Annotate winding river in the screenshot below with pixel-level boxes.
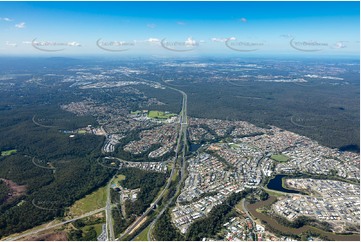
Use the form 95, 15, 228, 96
246, 195, 359, 240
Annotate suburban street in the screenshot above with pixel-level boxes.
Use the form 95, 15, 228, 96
241, 198, 255, 224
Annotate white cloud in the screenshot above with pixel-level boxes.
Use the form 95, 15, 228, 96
176, 21, 186, 25
211, 37, 236, 42
22, 41, 32, 44
67, 42, 81, 47
0, 17, 12, 22
15, 22, 26, 29
147, 23, 156, 29
334, 41, 347, 49
185, 37, 197, 46
211, 38, 226, 42
5, 41, 17, 47
240, 18, 247, 23
147, 38, 160, 43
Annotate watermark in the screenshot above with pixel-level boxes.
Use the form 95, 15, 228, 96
161, 75, 191, 87
292, 79, 322, 87
32, 157, 56, 170
32, 38, 81, 52
160, 37, 200, 52
224, 74, 253, 87
32, 199, 63, 211
292, 74, 345, 87
96, 38, 135, 52
225, 38, 263, 52
289, 38, 328, 52
29, 74, 63, 87
290, 114, 320, 128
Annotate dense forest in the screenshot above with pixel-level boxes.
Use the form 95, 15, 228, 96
119, 168, 167, 216
0, 154, 115, 237
0, 180, 10, 204
184, 82, 359, 151
68, 215, 105, 241
0, 106, 114, 238
112, 204, 134, 237
153, 210, 185, 241
153, 189, 252, 241
186, 190, 251, 240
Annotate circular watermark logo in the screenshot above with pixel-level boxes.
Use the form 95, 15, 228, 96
160, 37, 200, 52
96, 38, 135, 52
161, 75, 191, 87
32, 38, 81, 52
225, 38, 264, 52
292, 79, 322, 87
225, 74, 253, 87
32, 157, 56, 170
32, 199, 63, 211
290, 114, 321, 128
29, 74, 64, 87
289, 38, 328, 52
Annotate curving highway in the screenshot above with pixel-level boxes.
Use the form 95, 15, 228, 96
146, 84, 188, 241
106, 177, 115, 241
118, 80, 188, 241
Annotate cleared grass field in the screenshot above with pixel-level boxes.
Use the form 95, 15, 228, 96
171, 169, 179, 181
148, 110, 176, 119
83, 223, 104, 236
113, 174, 126, 186
235, 200, 244, 212
1, 149, 17, 156
134, 224, 151, 241
270, 154, 289, 162
229, 143, 240, 149
67, 185, 107, 217
131, 110, 142, 115
166, 162, 173, 171
262, 187, 285, 197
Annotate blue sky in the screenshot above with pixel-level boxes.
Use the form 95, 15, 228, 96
0, 1, 359, 56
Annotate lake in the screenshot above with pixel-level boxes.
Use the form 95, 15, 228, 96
267, 174, 300, 194
189, 143, 202, 152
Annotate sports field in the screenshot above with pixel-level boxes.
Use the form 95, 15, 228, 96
148, 110, 176, 119
1, 149, 17, 156
133, 224, 151, 241
270, 154, 289, 162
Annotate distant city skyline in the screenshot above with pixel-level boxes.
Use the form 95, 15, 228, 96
0, 1, 359, 56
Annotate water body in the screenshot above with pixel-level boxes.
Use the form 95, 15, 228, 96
267, 175, 300, 194
189, 143, 202, 152
339, 144, 360, 153
247, 196, 360, 241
